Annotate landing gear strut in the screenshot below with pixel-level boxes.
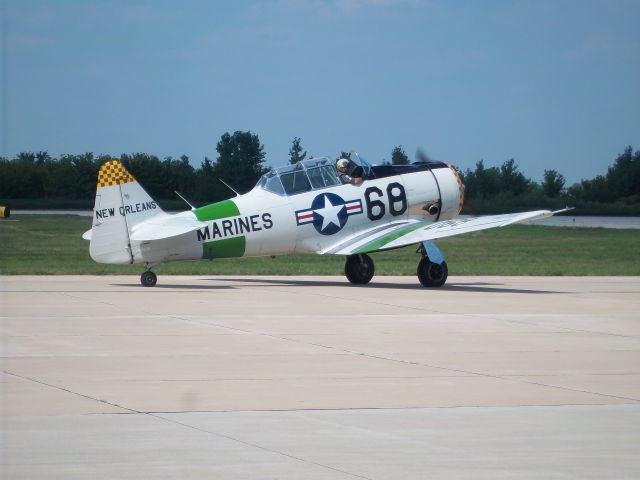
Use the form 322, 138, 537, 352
140, 270, 157, 287
345, 254, 375, 285
417, 241, 448, 288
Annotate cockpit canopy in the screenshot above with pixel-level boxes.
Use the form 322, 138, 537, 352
256, 154, 373, 196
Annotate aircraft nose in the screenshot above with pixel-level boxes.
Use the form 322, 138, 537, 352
448, 165, 465, 214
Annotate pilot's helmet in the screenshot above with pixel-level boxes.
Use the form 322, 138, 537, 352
336, 158, 349, 173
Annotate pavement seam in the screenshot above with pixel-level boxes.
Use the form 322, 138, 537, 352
46, 290, 640, 407
52, 285, 640, 339
140, 311, 640, 404
155, 312, 640, 402
82, 402, 640, 415
132, 305, 640, 405
259, 285, 640, 339
2, 370, 373, 480
150, 413, 374, 480
1, 370, 137, 414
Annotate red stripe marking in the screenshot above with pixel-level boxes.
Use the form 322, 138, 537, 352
346, 205, 361, 211
298, 212, 313, 220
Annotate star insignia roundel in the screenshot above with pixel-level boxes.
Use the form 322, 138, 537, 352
295, 193, 363, 235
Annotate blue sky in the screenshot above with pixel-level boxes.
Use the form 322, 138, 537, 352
3, 0, 639, 184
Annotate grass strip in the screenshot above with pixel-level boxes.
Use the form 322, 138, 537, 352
1, 215, 639, 275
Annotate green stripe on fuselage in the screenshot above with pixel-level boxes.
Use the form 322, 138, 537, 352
193, 199, 240, 222
194, 200, 246, 258
355, 223, 425, 254
203, 236, 246, 259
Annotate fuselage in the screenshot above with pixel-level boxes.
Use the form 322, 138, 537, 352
125, 161, 464, 265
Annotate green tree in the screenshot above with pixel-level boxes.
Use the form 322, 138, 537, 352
604, 146, 640, 199
464, 160, 501, 199
574, 146, 640, 203
580, 175, 612, 203
542, 170, 565, 198
215, 131, 268, 194
391, 146, 409, 165
288, 137, 307, 164
35, 151, 51, 165
161, 155, 195, 197
10, 152, 44, 198
567, 182, 584, 201
499, 158, 530, 195
44, 154, 86, 199
120, 153, 166, 199
194, 157, 220, 202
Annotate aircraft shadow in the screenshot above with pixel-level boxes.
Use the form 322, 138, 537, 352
207, 278, 564, 295
112, 283, 234, 290
441, 284, 565, 294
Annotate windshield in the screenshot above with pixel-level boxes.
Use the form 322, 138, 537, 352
257, 171, 285, 195
349, 151, 373, 178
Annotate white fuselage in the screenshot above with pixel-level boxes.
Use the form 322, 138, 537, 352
130, 166, 463, 264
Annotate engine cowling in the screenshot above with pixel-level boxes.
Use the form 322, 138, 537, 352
405, 165, 464, 221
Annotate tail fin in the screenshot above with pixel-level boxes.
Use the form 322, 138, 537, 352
89, 160, 164, 264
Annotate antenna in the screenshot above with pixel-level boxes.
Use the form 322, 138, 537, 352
219, 178, 240, 197
174, 191, 196, 210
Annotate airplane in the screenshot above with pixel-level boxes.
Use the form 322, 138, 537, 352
83, 152, 568, 287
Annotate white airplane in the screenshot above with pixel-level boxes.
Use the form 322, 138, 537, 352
83, 153, 567, 287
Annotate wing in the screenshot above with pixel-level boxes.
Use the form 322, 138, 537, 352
321, 209, 571, 255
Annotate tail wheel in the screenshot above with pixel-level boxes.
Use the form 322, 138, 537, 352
417, 258, 448, 288
345, 254, 375, 285
141, 271, 157, 287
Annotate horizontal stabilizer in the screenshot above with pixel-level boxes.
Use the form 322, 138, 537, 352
129, 214, 204, 241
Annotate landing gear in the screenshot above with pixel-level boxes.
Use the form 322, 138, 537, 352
345, 254, 375, 285
416, 240, 448, 288
417, 257, 448, 287
140, 270, 157, 287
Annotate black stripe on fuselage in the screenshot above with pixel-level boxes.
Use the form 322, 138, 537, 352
369, 162, 449, 180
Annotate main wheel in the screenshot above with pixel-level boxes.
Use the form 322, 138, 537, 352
417, 258, 448, 287
140, 271, 157, 287
345, 254, 375, 285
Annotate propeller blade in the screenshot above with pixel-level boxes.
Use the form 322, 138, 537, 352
416, 148, 435, 164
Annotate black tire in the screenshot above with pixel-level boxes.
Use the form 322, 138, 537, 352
417, 258, 448, 288
141, 271, 157, 287
345, 254, 375, 285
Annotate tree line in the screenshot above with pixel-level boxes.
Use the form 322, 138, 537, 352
459, 146, 640, 214
0, 131, 638, 214
0, 131, 268, 209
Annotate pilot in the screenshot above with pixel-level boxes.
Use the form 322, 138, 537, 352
336, 158, 364, 185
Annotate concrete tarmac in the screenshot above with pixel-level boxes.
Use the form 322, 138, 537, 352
2, 275, 639, 479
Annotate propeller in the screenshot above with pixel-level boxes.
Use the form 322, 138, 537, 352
416, 147, 443, 220
415, 147, 436, 164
